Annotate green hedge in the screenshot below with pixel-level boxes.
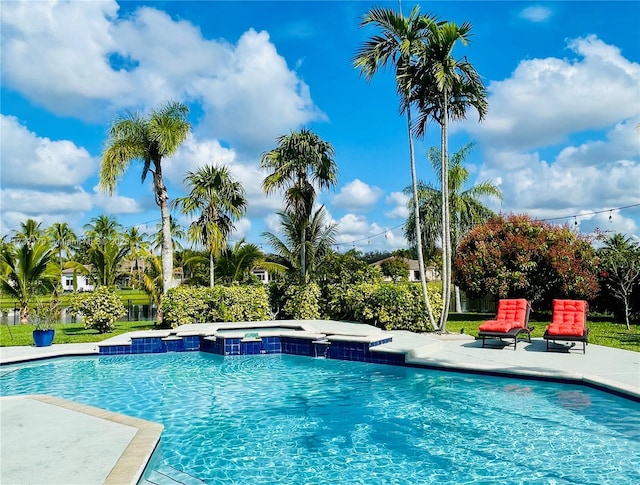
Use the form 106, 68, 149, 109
341, 282, 442, 332
160, 285, 270, 328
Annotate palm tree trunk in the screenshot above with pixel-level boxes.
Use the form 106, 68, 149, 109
301, 225, 306, 284
407, 109, 436, 330
209, 250, 215, 288
154, 167, 174, 294
439, 94, 452, 332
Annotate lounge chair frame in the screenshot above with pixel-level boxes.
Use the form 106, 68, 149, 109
478, 300, 533, 351
543, 300, 589, 354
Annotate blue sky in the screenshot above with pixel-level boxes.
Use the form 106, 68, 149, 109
1, 0, 639, 253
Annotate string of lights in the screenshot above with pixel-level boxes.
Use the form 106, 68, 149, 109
36, 202, 638, 250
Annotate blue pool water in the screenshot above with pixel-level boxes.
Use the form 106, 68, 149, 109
1, 352, 639, 484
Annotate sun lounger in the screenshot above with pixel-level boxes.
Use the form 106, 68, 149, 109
477, 299, 533, 350
543, 299, 589, 354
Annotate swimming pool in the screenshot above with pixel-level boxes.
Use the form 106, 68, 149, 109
2, 352, 639, 484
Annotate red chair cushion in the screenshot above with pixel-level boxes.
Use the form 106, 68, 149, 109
479, 299, 529, 332
546, 300, 587, 337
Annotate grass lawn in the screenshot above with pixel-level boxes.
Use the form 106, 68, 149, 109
0, 320, 158, 347
0, 289, 151, 312
451, 313, 640, 352
1, 314, 638, 352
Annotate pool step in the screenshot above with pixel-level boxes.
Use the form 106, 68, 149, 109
143, 466, 206, 485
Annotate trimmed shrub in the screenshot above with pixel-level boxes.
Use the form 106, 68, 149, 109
69, 286, 126, 333
345, 282, 441, 332
161, 284, 270, 328
283, 283, 321, 320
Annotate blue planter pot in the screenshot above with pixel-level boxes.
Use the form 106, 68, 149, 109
33, 329, 55, 347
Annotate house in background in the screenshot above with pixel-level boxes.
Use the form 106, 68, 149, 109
372, 257, 440, 282
61, 268, 94, 292
251, 268, 275, 284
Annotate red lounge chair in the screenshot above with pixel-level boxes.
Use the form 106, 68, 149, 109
543, 299, 589, 354
477, 299, 533, 350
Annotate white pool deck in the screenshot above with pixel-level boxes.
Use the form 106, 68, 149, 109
1, 320, 638, 485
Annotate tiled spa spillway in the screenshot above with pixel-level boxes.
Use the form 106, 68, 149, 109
97, 323, 404, 365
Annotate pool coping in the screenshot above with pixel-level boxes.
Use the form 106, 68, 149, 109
0, 394, 162, 485
1, 321, 638, 485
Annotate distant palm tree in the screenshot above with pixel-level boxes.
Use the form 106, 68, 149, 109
0, 240, 58, 323
353, 5, 438, 328
123, 226, 150, 286
84, 215, 122, 245
100, 101, 190, 294
11, 219, 45, 248
174, 164, 247, 287
411, 20, 488, 330
404, 143, 501, 311
262, 206, 337, 282
216, 238, 286, 283
261, 129, 338, 283
47, 222, 77, 269
153, 217, 185, 255
404, 143, 501, 257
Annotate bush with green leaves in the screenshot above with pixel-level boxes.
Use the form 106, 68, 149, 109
161, 284, 270, 328
69, 286, 125, 333
282, 283, 321, 319
345, 282, 442, 332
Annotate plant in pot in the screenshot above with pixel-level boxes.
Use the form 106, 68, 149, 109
32, 296, 60, 347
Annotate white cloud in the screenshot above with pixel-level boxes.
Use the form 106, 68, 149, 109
519, 6, 552, 23
167, 134, 281, 218
0, 187, 93, 214
465, 36, 640, 151
91, 185, 144, 214
384, 192, 410, 219
476, 120, 640, 219
332, 179, 383, 211
0, 115, 96, 187
333, 213, 407, 252
0, 2, 325, 150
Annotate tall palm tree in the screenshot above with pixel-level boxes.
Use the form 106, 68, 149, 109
174, 164, 247, 287
404, 143, 501, 310
100, 101, 190, 294
47, 222, 77, 269
261, 129, 338, 284
262, 206, 337, 282
11, 219, 45, 248
411, 21, 488, 330
0, 240, 58, 323
353, 5, 438, 328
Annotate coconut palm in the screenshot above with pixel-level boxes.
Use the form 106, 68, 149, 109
47, 222, 77, 269
174, 164, 247, 287
0, 240, 59, 323
100, 101, 190, 294
262, 206, 337, 282
261, 129, 338, 284
411, 21, 488, 330
11, 219, 45, 248
353, 5, 438, 328
404, 143, 501, 310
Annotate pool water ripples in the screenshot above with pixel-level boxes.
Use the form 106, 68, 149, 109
1, 352, 639, 484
